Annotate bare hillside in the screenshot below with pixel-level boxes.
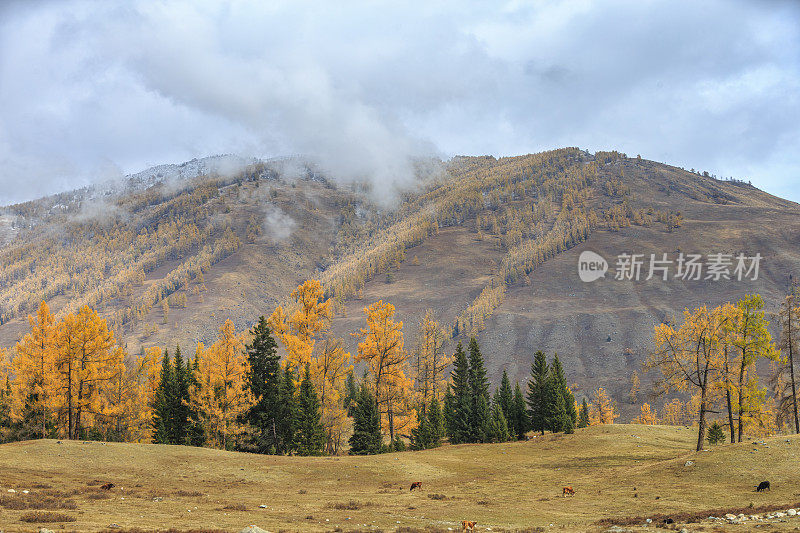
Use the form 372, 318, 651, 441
1, 150, 798, 415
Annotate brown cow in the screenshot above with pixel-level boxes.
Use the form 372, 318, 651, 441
100, 483, 115, 491
562, 486, 575, 497
410, 481, 422, 491
461, 520, 477, 532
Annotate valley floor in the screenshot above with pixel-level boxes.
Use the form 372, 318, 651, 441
1, 425, 800, 532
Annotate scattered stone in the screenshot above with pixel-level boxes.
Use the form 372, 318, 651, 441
725, 514, 737, 520
259, 504, 267, 509
788, 509, 797, 516
22, 490, 29, 494
152, 497, 163, 502
239, 526, 269, 533
7, 489, 15, 493
39, 529, 55, 533
775, 512, 786, 518
684, 460, 695, 467
107, 524, 121, 529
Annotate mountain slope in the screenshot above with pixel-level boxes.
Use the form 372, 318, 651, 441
1, 149, 798, 415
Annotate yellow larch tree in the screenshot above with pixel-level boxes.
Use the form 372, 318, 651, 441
660, 398, 686, 426
589, 387, 617, 425
268, 279, 332, 375
355, 300, 416, 442
634, 402, 657, 425
413, 310, 451, 405
310, 337, 352, 454
53, 305, 121, 440
648, 306, 729, 450
12, 301, 58, 438
190, 320, 252, 449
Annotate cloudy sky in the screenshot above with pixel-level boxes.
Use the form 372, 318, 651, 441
0, 0, 798, 204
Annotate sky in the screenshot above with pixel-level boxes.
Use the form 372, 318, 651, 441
0, 0, 798, 205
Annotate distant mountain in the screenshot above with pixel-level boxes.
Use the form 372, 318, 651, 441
1, 148, 798, 416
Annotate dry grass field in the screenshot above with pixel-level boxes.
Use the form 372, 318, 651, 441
2, 425, 800, 532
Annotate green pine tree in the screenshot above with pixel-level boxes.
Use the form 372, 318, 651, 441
446, 343, 472, 444
487, 401, 511, 443
543, 373, 566, 433
170, 346, 190, 444
278, 366, 297, 454
497, 370, 513, 423
151, 350, 172, 444
243, 316, 282, 454
468, 338, 490, 442
707, 421, 725, 445
578, 398, 591, 428
427, 396, 444, 448
293, 364, 325, 456
511, 382, 528, 440
548, 354, 570, 433
343, 371, 358, 417
349, 384, 382, 455
526, 350, 549, 434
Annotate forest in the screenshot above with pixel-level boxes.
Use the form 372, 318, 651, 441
1, 277, 798, 456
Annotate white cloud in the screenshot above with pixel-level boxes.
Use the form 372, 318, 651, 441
0, 0, 798, 204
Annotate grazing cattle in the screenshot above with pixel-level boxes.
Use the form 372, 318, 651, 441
756, 481, 771, 492
461, 520, 477, 532
562, 486, 575, 497
663, 518, 674, 524
100, 483, 115, 491
410, 481, 422, 491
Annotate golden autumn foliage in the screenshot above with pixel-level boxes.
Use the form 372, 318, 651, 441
413, 310, 451, 403
589, 387, 617, 425
268, 279, 332, 374
634, 403, 658, 425
190, 320, 252, 450
356, 300, 417, 441
311, 337, 352, 454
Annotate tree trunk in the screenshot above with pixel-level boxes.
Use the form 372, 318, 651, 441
726, 388, 735, 443
696, 382, 709, 452
737, 356, 746, 443
388, 400, 395, 442
788, 312, 799, 434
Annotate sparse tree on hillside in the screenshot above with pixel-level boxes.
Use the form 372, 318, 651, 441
628, 371, 640, 404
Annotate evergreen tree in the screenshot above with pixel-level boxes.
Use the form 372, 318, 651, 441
578, 398, 591, 428
349, 383, 382, 455
547, 354, 571, 433
511, 383, 528, 440
293, 364, 325, 456
391, 434, 406, 452
707, 421, 725, 445
543, 373, 566, 433
497, 370, 513, 423
468, 338, 490, 442
344, 371, 358, 417
526, 350, 549, 434
473, 394, 491, 443
243, 317, 282, 454
446, 343, 472, 444
170, 346, 190, 444
151, 350, 172, 444
278, 367, 297, 454
427, 396, 444, 448
487, 401, 511, 443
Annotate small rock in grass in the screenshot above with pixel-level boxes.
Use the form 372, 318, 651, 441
239, 526, 270, 533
